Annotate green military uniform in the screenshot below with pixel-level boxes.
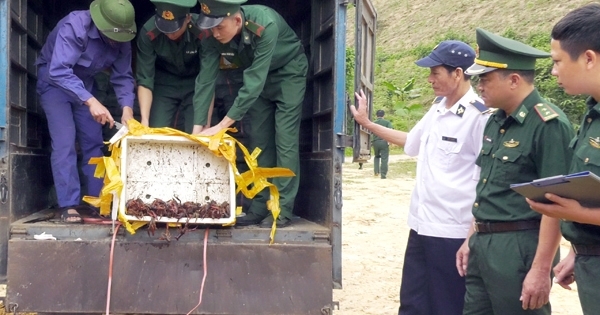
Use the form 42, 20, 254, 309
561, 96, 600, 314
463, 28, 575, 315
136, 0, 209, 133
194, 0, 308, 227
372, 114, 392, 178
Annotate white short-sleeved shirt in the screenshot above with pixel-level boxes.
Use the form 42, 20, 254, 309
404, 88, 490, 239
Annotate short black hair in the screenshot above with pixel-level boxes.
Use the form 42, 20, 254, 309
376, 109, 385, 117
552, 3, 600, 60
442, 64, 472, 81
497, 69, 535, 84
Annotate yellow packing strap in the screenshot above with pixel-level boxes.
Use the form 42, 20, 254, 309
82, 120, 293, 243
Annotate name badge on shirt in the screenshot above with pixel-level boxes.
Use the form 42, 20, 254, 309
442, 136, 457, 143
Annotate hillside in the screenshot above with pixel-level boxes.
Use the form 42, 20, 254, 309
346, 0, 594, 130
369, 0, 590, 53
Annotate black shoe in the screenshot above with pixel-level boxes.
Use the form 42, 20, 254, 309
236, 212, 266, 226
259, 216, 292, 228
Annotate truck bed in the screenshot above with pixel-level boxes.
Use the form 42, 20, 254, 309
7, 210, 333, 314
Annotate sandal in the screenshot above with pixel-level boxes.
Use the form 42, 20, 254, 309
60, 208, 83, 224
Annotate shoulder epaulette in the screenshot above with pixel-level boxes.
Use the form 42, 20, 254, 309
534, 103, 560, 122
244, 20, 265, 37
146, 28, 160, 41
431, 96, 444, 105
469, 99, 489, 114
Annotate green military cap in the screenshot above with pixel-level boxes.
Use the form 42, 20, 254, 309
465, 28, 550, 75
151, 0, 196, 33
196, 0, 247, 29
90, 0, 137, 42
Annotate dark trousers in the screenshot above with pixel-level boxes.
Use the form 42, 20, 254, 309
149, 83, 194, 134
463, 230, 556, 315
38, 82, 104, 208
246, 53, 308, 219
399, 229, 466, 315
575, 254, 600, 315
373, 139, 389, 177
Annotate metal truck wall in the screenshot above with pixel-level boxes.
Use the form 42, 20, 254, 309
0, 0, 64, 281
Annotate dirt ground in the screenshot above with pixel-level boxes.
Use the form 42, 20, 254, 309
334, 155, 583, 315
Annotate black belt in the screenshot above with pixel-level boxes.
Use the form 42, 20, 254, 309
573, 244, 600, 256
474, 220, 540, 233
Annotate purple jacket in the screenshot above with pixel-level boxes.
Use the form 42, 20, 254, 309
36, 10, 135, 108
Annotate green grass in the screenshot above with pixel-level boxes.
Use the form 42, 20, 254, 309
345, 145, 405, 157
388, 160, 416, 179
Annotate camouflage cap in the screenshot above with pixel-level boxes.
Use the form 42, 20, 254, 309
196, 0, 247, 29
465, 28, 550, 75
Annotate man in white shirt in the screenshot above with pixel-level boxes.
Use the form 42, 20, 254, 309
351, 40, 490, 315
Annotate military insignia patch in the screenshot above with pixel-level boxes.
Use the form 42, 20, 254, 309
432, 96, 444, 104
590, 137, 600, 149
162, 10, 174, 20
469, 99, 488, 114
456, 105, 465, 118
201, 3, 210, 14
503, 139, 519, 148
534, 103, 559, 122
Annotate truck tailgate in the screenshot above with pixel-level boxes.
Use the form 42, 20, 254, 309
7, 212, 333, 314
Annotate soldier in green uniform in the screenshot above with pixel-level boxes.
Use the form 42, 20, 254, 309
456, 28, 575, 315
136, 0, 210, 133
192, 0, 308, 228
372, 109, 392, 179
527, 4, 600, 314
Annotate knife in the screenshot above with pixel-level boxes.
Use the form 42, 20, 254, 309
109, 121, 129, 144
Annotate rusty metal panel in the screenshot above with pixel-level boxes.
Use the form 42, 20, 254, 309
352, 0, 377, 164
7, 237, 332, 314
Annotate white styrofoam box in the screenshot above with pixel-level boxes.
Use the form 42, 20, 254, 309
119, 135, 235, 225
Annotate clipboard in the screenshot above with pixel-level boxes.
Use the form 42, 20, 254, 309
510, 171, 600, 208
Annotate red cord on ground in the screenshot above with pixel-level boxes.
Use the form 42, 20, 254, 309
106, 223, 121, 315
187, 228, 210, 315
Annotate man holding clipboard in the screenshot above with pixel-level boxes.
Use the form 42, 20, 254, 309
527, 4, 600, 314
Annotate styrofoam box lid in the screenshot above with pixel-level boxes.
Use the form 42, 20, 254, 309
118, 135, 235, 225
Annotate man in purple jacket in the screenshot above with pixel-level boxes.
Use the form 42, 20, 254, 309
36, 0, 136, 223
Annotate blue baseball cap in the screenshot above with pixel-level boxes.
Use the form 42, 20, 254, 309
415, 40, 476, 71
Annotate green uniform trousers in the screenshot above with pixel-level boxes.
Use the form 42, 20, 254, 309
574, 255, 600, 315
246, 53, 307, 220
149, 83, 194, 134
372, 139, 389, 178
464, 230, 558, 315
